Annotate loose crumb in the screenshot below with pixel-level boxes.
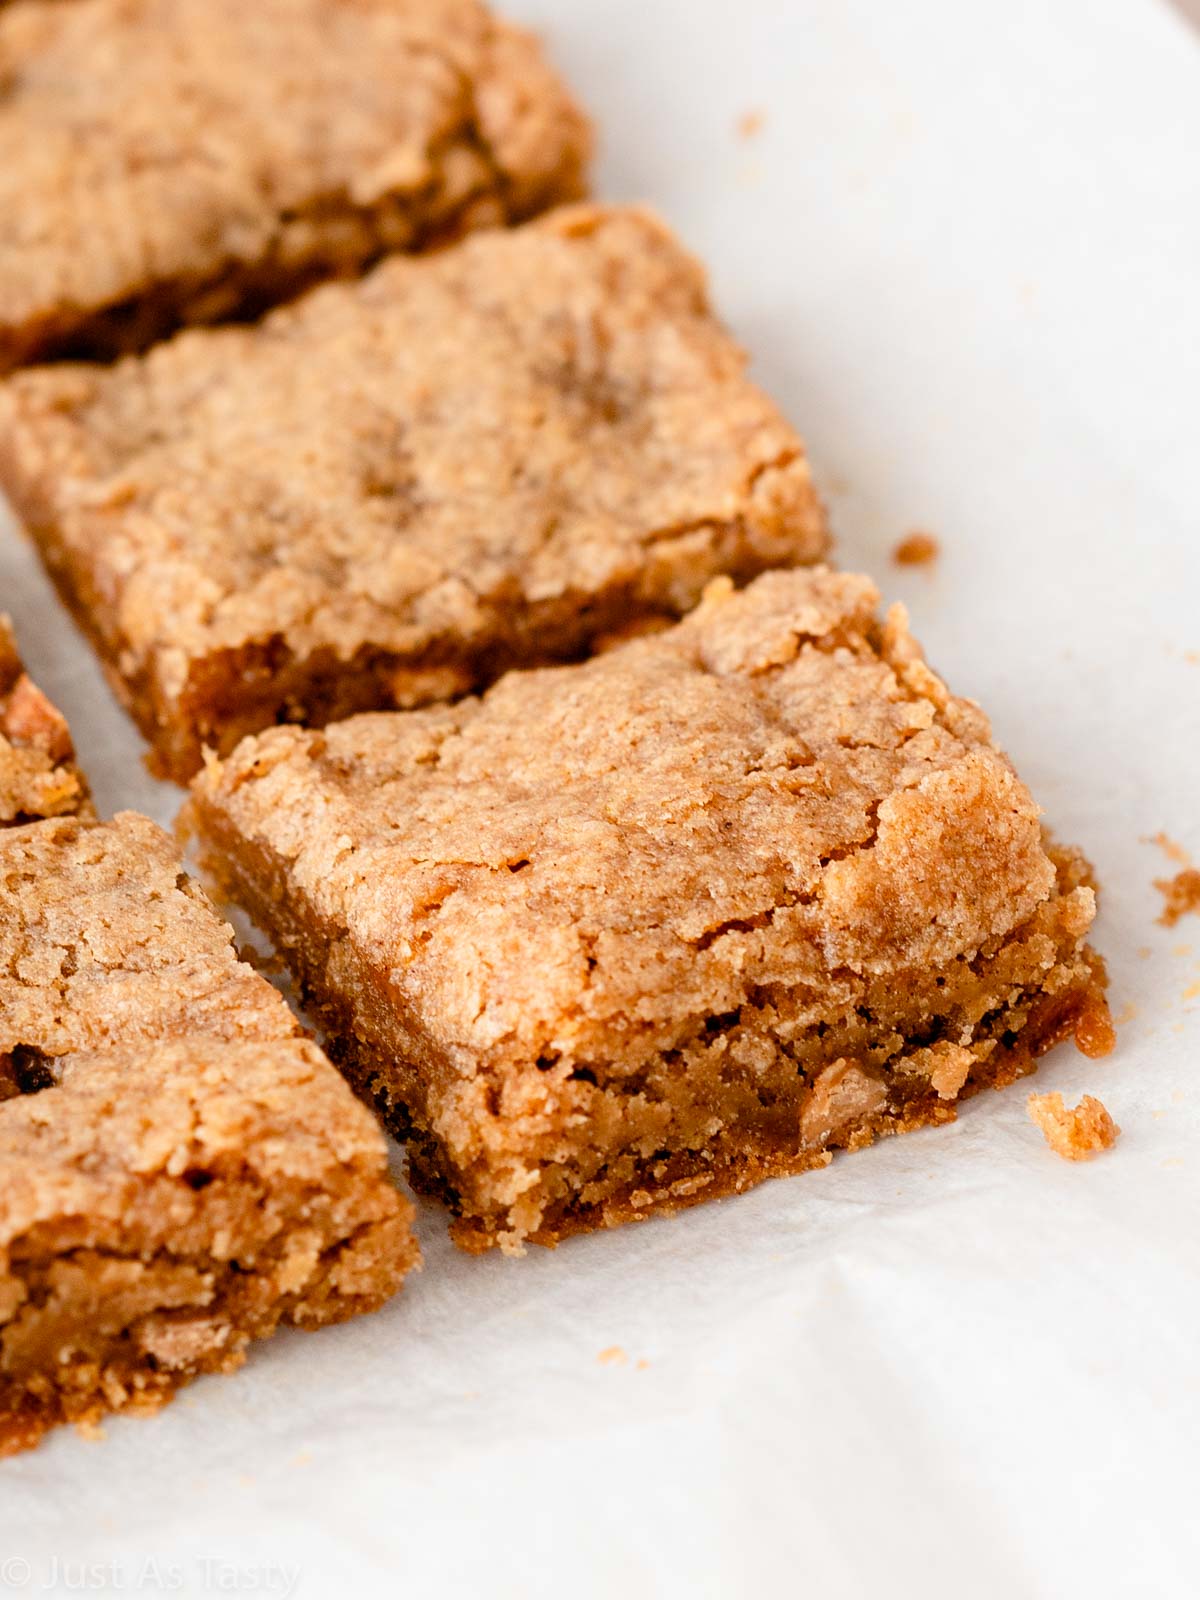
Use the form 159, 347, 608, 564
892, 531, 940, 567
1027, 1092, 1120, 1161
636, 1358, 650, 1372
1113, 1001, 1138, 1026
1149, 830, 1192, 866
597, 1346, 628, 1367
736, 109, 765, 140
1156, 869, 1200, 928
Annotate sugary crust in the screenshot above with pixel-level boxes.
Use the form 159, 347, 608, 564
0, 0, 591, 369
0, 813, 417, 1452
189, 567, 1109, 1251
0, 614, 91, 825
0, 205, 827, 780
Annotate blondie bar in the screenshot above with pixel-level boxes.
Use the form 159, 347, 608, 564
0, 810, 418, 1453
0, 206, 828, 781
188, 567, 1112, 1253
0, 0, 590, 370
0, 615, 90, 825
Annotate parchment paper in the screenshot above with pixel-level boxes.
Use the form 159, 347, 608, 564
1, 1, 1197, 1594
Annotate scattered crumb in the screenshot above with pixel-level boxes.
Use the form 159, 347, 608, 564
892, 531, 940, 567
597, 1346, 628, 1367
1184, 651, 1199, 666
736, 109, 765, 140
636, 1358, 650, 1372
1028, 1092, 1120, 1162
1138, 946, 1152, 960
1113, 1001, 1138, 1026
1150, 830, 1192, 866
1153, 1110, 1167, 1120
1172, 943, 1193, 958
291, 1451, 313, 1468
1156, 868, 1200, 928
1184, 981, 1200, 1001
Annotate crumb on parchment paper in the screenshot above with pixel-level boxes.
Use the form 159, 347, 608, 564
597, 1346, 627, 1366
1150, 830, 1191, 866
1143, 834, 1200, 928
1156, 869, 1200, 929
892, 531, 940, 567
1028, 1092, 1120, 1161
736, 109, 764, 139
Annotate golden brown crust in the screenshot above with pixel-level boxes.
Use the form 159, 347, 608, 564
0, 205, 827, 780
0, 812, 417, 1452
189, 568, 1108, 1252
0, 0, 591, 369
0, 614, 91, 825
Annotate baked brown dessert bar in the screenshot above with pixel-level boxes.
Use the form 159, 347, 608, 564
0, 809, 418, 1454
188, 567, 1112, 1254
0, 0, 590, 370
0, 615, 90, 825
0, 205, 828, 781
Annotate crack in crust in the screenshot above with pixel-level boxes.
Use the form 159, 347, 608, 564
0, 812, 418, 1454
0, 0, 592, 369
0, 205, 827, 780
188, 567, 1112, 1252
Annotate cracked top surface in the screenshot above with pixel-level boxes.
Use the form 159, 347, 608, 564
192, 568, 1069, 1069
0, 615, 90, 825
0, 811, 297, 1058
0, 811, 410, 1257
0, 1036, 400, 1251
0, 206, 826, 700
0, 0, 590, 356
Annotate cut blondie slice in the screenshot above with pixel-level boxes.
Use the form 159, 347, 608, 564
0, 614, 90, 825
188, 567, 1112, 1254
0, 0, 590, 370
0, 206, 827, 781
0, 811, 419, 1453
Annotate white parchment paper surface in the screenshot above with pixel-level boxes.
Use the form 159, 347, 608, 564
1, 2, 1197, 1594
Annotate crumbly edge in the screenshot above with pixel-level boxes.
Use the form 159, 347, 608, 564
10, 466, 825, 783
0, 811, 419, 1452
0, 615, 91, 824
191, 801, 1112, 1254
0, 1173, 417, 1455
0, 20, 590, 371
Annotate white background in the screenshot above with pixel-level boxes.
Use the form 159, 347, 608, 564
2, 1, 1198, 1595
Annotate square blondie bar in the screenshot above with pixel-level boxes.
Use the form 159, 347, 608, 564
0, 206, 828, 781
0, 615, 90, 825
0, 810, 418, 1453
188, 568, 1113, 1253
0, 0, 590, 370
